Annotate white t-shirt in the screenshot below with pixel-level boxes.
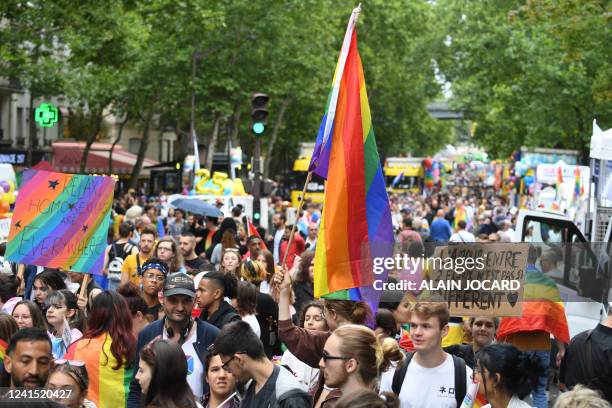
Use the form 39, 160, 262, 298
280, 349, 320, 391
449, 230, 476, 243
163, 326, 205, 399
273, 227, 285, 264
242, 314, 261, 337
379, 354, 472, 408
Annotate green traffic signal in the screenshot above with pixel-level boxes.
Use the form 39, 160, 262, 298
252, 122, 265, 135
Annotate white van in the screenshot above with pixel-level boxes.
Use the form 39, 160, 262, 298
514, 209, 611, 338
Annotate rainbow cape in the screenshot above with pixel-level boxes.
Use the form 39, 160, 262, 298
65, 334, 133, 408
309, 6, 394, 309
497, 268, 570, 343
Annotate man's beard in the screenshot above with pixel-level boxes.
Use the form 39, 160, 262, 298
12, 374, 45, 388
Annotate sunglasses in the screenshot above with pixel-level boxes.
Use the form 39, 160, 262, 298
321, 350, 351, 362
224, 248, 240, 253
54, 359, 85, 367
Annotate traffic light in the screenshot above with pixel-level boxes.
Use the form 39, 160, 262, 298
251, 93, 269, 135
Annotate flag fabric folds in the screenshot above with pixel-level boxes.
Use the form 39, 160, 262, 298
497, 268, 570, 344
309, 6, 395, 310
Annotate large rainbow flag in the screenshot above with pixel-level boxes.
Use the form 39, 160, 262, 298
6, 170, 114, 275
497, 268, 570, 343
65, 333, 133, 408
309, 6, 394, 308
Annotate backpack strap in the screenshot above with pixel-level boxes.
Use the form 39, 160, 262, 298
585, 330, 595, 380
452, 354, 467, 408
391, 351, 414, 396
136, 253, 142, 276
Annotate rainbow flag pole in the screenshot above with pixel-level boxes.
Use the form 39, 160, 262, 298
280, 171, 312, 269
308, 4, 395, 312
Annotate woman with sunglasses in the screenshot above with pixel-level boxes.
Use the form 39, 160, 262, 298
65, 291, 136, 408
48, 360, 96, 408
135, 338, 202, 408
474, 344, 543, 408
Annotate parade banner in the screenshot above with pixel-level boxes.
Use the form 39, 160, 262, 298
427, 243, 528, 317
5, 170, 115, 275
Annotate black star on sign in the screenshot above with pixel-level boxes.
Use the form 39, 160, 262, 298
82, 225, 88, 232
14, 221, 21, 229
68, 203, 75, 210
48, 179, 60, 190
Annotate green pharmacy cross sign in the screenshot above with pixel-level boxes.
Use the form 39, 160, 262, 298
35, 103, 59, 127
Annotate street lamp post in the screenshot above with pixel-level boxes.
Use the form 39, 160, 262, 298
191, 50, 204, 171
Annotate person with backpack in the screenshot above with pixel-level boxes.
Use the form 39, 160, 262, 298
379, 302, 472, 408
120, 225, 158, 287
104, 222, 138, 290
560, 307, 612, 403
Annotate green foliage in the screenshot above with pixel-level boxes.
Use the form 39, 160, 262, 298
435, 0, 611, 159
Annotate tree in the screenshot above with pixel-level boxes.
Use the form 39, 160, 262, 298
435, 0, 611, 159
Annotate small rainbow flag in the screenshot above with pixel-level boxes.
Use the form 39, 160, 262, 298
574, 166, 583, 200
6, 170, 115, 275
65, 334, 133, 408
308, 6, 394, 309
555, 165, 564, 201
497, 268, 570, 343
246, 216, 267, 251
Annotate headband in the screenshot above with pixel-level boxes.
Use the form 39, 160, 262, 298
142, 262, 168, 276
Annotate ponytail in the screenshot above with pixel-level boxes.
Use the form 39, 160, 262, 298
517, 351, 544, 398
476, 343, 545, 399
325, 300, 372, 325
334, 325, 390, 386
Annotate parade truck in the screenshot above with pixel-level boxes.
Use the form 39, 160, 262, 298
513, 120, 612, 337
383, 157, 423, 193
290, 142, 325, 208
383, 157, 453, 193
514, 209, 611, 337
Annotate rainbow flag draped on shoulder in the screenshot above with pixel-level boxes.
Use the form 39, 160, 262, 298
497, 267, 570, 343
65, 334, 133, 408
309, 5, 394, 310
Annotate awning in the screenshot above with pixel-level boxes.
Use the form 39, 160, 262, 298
52, 141, 158, 176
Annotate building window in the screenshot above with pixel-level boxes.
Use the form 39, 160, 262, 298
161, 139, 170, 162
16, 107, 24, 143
128, 138, 141, 154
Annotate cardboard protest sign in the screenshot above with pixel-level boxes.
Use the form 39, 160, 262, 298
426, 243, 528, 317
6, 170, 115, 275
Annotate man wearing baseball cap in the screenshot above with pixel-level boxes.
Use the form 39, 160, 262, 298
127, 272, 220, 407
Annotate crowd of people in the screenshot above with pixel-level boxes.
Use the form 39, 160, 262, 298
0, 189, 610, 408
